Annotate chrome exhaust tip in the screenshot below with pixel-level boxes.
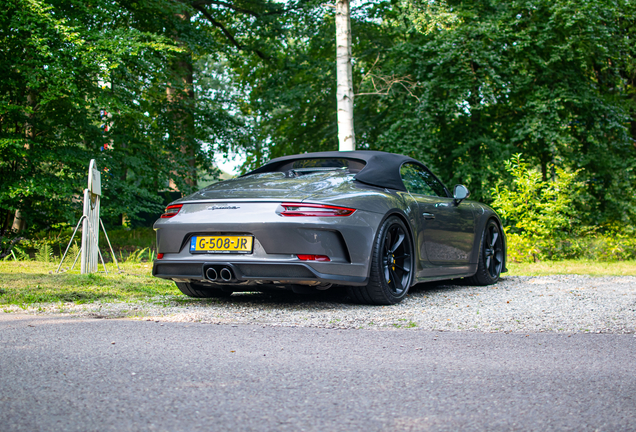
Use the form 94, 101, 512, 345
220, 267, 232, 282
206, 267, 218, 281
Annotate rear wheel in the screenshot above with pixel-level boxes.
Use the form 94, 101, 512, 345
467, 220, 504, 285
175, 282, 233, 298
348, 216, 413, 305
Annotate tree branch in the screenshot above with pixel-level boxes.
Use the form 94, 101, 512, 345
192, 4, 269, 60
191, 0, 260, 17
356, 55, 420, 101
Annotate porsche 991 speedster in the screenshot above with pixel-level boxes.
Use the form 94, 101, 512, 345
152, 151, 507, 305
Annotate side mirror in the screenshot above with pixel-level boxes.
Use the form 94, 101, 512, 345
453, 184, 470, 205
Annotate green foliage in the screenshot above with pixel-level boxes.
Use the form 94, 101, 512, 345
1, 0, 171, 231
10, 227, 154, 264
12, 247, 30, 261
491, 154, 636, 262
491, 154, 582, 238
398, 0, 462, 34
2, 0, 636, 236
0, 0, 254, 233
124, 247, 149, 264
67, 242, 81, 263
377, 0, 636, 224
34, 244, 54, 263
507, 233, 636, 263
232, 0, 636, 226
101, 227, 156, 251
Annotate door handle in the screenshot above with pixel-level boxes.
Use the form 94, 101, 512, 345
422, 213, 435, 220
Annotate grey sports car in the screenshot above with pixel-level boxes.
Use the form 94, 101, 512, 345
152, 151, 507, 305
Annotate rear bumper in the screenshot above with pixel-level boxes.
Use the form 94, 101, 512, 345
152, 259, 368, 286
153, 202, 385, 286
154, 202, 383, 271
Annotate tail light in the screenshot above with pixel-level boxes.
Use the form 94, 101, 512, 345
279, 203, 355, 217
297, 254, 331, 262
161, 204, 183, 218
156, 253, 164, 259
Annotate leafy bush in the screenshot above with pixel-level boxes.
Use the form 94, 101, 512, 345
35, 244, 54, 263
12, 246, 30, 261
507, 233, 636, 263
13, 226, 156, 260
492, 155, 636, 262
124, 248, 150, 264
67, 242, 81, 262
490, 154, 582, 239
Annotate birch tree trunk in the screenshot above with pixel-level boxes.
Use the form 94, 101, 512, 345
335, 0, 355, 151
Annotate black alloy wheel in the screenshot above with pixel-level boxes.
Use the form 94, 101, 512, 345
348, 216, 414, 305
468, 220, 504, 285
382, 222, 412, 296
484, 222, 504, 279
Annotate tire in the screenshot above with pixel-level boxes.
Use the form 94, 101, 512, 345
347, 216, 414, 305
467, 219, 504, 285
175, 282, 233, 298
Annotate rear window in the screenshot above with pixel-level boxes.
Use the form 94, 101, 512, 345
277, 158, 366, 174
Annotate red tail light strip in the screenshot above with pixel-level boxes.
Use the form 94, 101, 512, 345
161, 204, 183, 218
297, 254, 330, 262
280, 202, 355, 217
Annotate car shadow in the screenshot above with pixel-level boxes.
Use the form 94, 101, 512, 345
179, 277, 495, 308
227, 288, 350, 307
406, 279, 472, 298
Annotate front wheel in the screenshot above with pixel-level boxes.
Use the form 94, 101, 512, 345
347, 216, 414, 305
467, 220, 504, 285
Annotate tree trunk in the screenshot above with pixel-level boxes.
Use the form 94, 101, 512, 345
11, 210, 26, 231
167, 10, 196, 191
12, 91, 36, 232
335, 0, 355, 151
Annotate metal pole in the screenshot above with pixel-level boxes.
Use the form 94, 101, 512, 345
56, 215, 87, 273
97, 247, 108, 274
70, 247, 82, 272
100, 218, 121, 272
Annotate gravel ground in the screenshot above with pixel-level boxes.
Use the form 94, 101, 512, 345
3, 275, 636, 333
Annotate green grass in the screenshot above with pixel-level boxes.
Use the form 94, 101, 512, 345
507, 260, 636, 276
0, 261, 176, 307
2, 259, 635, 309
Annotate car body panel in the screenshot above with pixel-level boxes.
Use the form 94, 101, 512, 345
153, 151, 507, 290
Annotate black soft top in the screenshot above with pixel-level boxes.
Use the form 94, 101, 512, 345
244, 150, 422, 191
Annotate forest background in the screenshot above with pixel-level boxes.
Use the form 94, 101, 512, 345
1, 0, 636, 263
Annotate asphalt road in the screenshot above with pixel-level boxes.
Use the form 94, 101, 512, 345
1, 314, 635, 432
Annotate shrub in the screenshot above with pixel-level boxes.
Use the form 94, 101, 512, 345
35, 244, 54, 263
492, 155, 636, 262
507, 233, 636, 263
490, 154, 582, 239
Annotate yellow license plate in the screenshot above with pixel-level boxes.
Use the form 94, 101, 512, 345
189, 236, 253, 253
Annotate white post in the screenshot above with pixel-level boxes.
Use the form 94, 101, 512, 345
80, 160, 101, 274
335, 0, 356, 151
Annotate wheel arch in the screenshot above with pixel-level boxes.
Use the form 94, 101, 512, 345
367, 209, 418, 285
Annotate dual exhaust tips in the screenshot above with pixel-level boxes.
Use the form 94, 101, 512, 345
206, 266, 233, 282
